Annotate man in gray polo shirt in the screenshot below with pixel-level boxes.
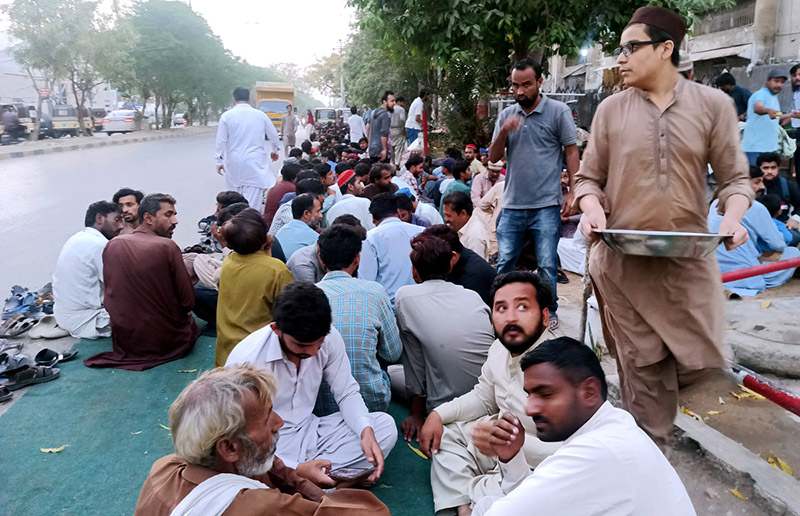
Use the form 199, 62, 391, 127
367, 90, 395, 163
488, 59, 579, 329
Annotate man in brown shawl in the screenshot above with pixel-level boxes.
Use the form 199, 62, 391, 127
574, 6, 754, 446
85, 193, 200, 371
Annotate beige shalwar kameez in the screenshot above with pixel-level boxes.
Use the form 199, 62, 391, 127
573, 78, 753, 446
430, 338, 561, 515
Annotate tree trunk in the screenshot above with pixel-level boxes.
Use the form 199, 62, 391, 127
154, 95, 161, 130
70, 74, 86, 137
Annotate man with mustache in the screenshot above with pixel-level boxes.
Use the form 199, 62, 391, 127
226, 282, 397, 489
488, 59, 579, 331
418, 271, 561, 516
135, 364, 390, 515
473, 338, 695, 516
112, 187, 143, 235
85, 193, 201, 370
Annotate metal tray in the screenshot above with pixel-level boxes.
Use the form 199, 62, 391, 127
595, 229, 729, 258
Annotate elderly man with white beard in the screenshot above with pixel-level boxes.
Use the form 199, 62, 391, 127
134, 364, 389, 516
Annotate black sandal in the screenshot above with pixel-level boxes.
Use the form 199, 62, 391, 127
1, 365, 60, 391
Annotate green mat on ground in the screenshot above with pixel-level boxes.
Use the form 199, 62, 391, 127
0, 335, 433, 515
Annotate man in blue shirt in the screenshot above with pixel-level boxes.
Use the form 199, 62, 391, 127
741, 69, 796, 165
716, 72, 751, 120
275, 193, 321, 260
488, 59, 579, 329
708, 165, 800, 296
359, 193, 423, 306
791, 64, 800, 178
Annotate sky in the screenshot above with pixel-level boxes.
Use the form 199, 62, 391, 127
189, 0, 355, 68
0, 0, 355, 68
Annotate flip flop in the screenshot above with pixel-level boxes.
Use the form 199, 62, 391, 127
35, 348, 78, 367
0, 387, 12, 403
28, 316, 69, 339
0, 365, 60, 391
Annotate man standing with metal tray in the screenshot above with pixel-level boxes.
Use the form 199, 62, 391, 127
574, 6, 754, 448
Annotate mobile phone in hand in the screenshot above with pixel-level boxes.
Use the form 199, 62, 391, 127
328, 467, 374, 483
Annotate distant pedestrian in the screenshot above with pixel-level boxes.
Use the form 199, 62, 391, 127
716, 72, 751, 121
214, 87, 281, 212
280, 104, 298, 158
405, 90, 427, 146
390, 96, 407, 169
366, 91, 395, 163
488, 59, 579, 329
348, 105, 366, 143
791, 64, 800, 174
742, 69, 799, 165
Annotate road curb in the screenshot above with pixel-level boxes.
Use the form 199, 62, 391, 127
0, 128, 215, 161
606, 376, 800, 515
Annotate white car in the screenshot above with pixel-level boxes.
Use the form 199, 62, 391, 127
103, 110, 142, 135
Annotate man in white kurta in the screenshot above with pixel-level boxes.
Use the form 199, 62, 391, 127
214, 87, 281, 212
53, 201, 124, 339
475, 338, 695, 516
226, 324, 397, 471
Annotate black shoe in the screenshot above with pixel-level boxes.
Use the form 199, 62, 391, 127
557, 270, 569, 284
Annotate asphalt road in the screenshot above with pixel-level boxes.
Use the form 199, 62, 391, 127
0, 133, 283, 296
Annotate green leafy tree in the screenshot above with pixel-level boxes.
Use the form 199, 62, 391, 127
349, 0, 732, 143
3, 0, 74, 140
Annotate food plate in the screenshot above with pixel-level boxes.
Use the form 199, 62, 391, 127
594, 229, 729, 258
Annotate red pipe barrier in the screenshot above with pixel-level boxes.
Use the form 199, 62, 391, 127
727, 363, 800, 417
720, 256, 800, 283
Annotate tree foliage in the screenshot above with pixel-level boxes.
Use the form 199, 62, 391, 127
348, 0, 732, 144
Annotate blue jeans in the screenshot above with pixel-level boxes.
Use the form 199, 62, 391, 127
496, 206, 561, 313
407, 128, 420, 146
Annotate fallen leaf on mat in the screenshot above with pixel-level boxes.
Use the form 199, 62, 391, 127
131, 431, 142, 435
680, 406, 703, 422
407, 442, 429, 460
159, 423, 171, 431
761, 300, 771, 308
706, 411, 722, 416
730, 489, 748, 500
767, 456, 793, 475
738, 385, 766, 400
730, 391, 745, 400
40, 445, 68, 453
177, 369, 197, 373
718, 397, 725, 405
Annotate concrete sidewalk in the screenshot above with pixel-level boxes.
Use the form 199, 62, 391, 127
0, 125, 216, 160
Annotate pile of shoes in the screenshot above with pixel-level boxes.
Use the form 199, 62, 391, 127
1, 284, 68, 339
0, 340, 77, 403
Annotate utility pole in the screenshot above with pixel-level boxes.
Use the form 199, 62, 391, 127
339, 39, 345, 108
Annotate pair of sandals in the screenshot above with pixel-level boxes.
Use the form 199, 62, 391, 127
0, 347, 77, 401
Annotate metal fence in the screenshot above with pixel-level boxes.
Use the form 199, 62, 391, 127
693, 0, 756, 36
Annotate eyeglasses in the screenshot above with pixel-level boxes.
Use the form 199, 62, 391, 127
613, 40, 666, 58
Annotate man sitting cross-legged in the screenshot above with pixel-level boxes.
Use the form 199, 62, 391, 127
215, 208, 294, 367
134, 364, 390, 516
474, 337, 695, 516
276, 193, 322, 261
85, 194, 200, 371
418, 271, 561, 516
314, 223, 401, 415
53, 201, 123, 339
359, 193, 424, 307
226, 282, 397, 487
396, 233, 495, 443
